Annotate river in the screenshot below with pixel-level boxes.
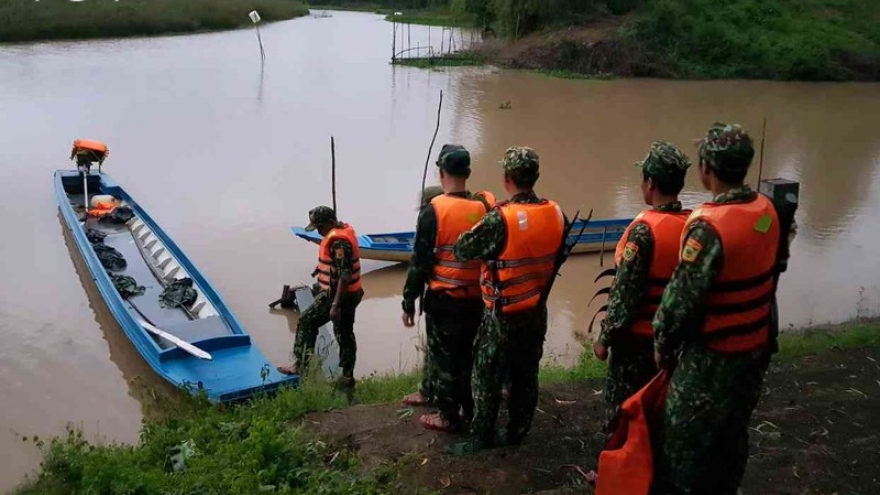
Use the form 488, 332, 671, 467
2, 10, 880, 491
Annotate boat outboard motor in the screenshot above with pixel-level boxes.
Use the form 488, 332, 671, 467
759, 177, 799, 354
70, 139, 109, 215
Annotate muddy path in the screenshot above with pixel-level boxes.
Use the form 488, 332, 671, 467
303, 346, 880, 494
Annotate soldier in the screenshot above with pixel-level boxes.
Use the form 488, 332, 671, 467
401, 146, 495, 431
593, 142, 692, 429
651, 123, 790, 495
402, 185, 445, 408
278, 206, 364, 390
452, 146, 569, 452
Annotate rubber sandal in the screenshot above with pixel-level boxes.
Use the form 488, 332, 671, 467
402, 391, 432, 406
419, 413, 460, 433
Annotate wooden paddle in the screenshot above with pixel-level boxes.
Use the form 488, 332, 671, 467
137, 319, 213, 360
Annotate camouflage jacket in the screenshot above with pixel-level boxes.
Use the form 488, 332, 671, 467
401, 191, 491, 314
599, 201, 684, 347
323, 222, 357, 296
652, 186, 793, 355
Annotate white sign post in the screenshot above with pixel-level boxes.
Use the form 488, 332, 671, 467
249, 10, 265, 62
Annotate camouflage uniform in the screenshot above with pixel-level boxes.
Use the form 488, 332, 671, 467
453, 147, 570, 446
402, 148, 490, 424
411, 186, 444, 402
293, 207, 363, 381
651, 124, 792, 495
599, 142, 691, 428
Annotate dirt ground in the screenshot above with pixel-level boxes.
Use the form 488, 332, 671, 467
303, 346, 880, 494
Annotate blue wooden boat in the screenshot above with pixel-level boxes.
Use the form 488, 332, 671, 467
291, 217, 633, 263
56, 170, 298, 402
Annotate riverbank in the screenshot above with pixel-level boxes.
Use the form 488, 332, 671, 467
0, 0, 308, 44
379, 0, 880, 82
13, 321, 880, 494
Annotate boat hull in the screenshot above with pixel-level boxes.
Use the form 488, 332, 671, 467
291, 217, 632, 263
56, 170, 297, 402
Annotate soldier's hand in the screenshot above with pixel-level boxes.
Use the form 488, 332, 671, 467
593, 342, 609, 361
401, 311, 415, 328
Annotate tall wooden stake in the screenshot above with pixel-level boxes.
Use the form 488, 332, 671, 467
331, 136, 337, 214
757, 116, 767, 186
420, 90, 444, 207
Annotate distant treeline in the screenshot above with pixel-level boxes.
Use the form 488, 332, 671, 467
311, 0, 647, 37
1, 0, 308, 43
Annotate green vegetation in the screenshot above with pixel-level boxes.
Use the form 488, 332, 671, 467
627, 0, 880, 80
14, 320, 880, 494
14, 369, 421, 495
385, 10, 477, 27
393, 52, 484, 67
0, 0, 308, 43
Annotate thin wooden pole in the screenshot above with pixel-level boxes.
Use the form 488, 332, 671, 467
420, 90, 444, 207
331, 136, 337, 214
757, 117, 767, 186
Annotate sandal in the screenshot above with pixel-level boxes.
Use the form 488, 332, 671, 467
277, 364, 300, 376
402, 391, 432, 406
419, 413, 461, 433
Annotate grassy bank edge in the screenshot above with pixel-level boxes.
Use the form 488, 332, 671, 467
0, 0, 310, 44
12, 320, 879, 494
308, 4, 476, 27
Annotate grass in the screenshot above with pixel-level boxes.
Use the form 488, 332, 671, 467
392, 53, 484, 68
532, 68, 616, 80
13, 321, 880, 494
625, 0, 880, 80
0, 0, 309, 43
384, 10, 478, 28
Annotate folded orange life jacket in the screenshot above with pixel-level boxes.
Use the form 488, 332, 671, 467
595, 370, 671, 495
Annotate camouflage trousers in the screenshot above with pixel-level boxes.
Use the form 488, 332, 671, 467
471, 306, 547, 445
652, 344, 771, 495
603, 338, 658, 431
293, 289, 363, 379
424, 293, 483, 422
418, 345, 437, 400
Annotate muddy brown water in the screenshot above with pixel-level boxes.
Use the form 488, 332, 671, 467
2, 10, 880, 491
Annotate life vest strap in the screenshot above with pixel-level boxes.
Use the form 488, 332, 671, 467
484, 272, 549, 290
432, 274, 476, 287
701, 314, 771, 342
710, 269, 775, 293
484, 287, 542, 306
705, 290, 774, 315
488, 254, 556, 269
435, 259, 480, 270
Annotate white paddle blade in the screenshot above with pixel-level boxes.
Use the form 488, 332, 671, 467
249, 10, 261, 23
138, 319, 213, 360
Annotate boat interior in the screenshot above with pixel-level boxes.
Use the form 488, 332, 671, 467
61, 174, 234, 351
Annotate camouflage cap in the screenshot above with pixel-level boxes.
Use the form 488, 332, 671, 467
501, 146, 540, 182
436, 144, 471, 176
304, 205, 337, 231
697, 122, 755, 174
636, 141, 691, 181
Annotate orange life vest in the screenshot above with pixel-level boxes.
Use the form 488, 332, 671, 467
596, 370, 671, 495
686, 194, 780, 353
87, 201, 117, 218
613, 209, 691, 338
316, 224, 362, 293
481, 200, 565, 314
429, 191, 496, 299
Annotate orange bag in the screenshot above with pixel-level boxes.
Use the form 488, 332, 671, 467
595, 369, 671, 495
